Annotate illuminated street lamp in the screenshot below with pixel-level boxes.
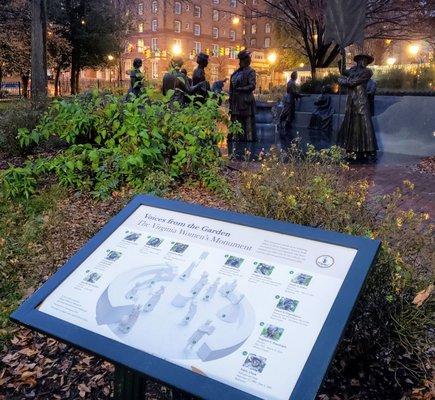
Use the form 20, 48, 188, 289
107, 55, 115, 61
172, 43, 182, 56
232, 16, 240, 25
386, 57, 396, 66
408, 44, 420, 57
299, 62, 305, 68
267, 52, 277, 65
267, 52, 277, 88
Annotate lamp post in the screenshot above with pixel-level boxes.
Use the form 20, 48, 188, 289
107, 55, 115, 83
267, 52, 277, 89
407, 44, 421, 89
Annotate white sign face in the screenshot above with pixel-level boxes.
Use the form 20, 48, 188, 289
39, 205, 357, 400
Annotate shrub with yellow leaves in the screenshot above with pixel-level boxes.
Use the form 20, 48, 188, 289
236, 145, 433, 398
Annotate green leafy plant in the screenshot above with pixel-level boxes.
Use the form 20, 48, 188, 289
2, 88, 235, 199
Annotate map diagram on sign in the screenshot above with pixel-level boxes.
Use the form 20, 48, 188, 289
96, 253, 256, 361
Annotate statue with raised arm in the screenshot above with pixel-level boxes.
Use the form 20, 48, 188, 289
229, 50, 257, 141
336, 54, 378, 160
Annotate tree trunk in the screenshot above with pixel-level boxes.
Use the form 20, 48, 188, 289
70, 58, 77, 94
21, 75, 30, 98
70, 45, 80, 94
310, 65, 317, 80
54, 64, 61, 96
0, 65, 3, 90
75, 68, 80, 93
31, 0, 47, 100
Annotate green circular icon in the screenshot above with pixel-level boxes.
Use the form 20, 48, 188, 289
260, 322, 264, 326
289, 271, 294, 274
275, 295, 280, 299
243, 351, 248, 356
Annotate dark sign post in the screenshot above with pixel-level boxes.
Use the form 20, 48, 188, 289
11, 195, 380, 400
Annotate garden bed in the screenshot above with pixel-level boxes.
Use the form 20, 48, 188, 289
0, 92, 433, 400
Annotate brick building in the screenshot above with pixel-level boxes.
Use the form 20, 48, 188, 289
123, 0, 277, 89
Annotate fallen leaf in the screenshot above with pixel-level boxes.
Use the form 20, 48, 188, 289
412, 284, 433, 307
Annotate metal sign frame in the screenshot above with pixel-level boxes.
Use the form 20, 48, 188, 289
11, 195, 380, 400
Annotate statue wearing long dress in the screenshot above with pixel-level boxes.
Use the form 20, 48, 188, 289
279, 71, 303, 135
308, 85, 334, 132
336, 54, 378, 159
229, 50, 257, 141
127, 58, 144, 97
192, 52, 211, 102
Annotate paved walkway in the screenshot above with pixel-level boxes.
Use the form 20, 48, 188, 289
350, 153, 434, 217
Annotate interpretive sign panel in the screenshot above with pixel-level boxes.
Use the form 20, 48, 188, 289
12, 195, 380, 400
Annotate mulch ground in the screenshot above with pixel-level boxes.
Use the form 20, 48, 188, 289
0, 183, 233, 400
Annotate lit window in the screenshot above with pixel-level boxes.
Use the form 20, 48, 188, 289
124, 59, 132, 72
194, 41, 201, 54
138, 22, 144, 33
137, 39, 144, 53
151, 60, 159, 79
229, 47, 237, 59
194, 23, 201, 36
213, 27, 219, 39
151, 1, 157, 14
265, 23, 271, 34
151, 38, 158, 51
250, 38, 256, 47
229, 30, 236, 41
212, 44, 219, 56
174, 2, 181, 14
213, 9, 219, 21
251, 24, 256, 34
174, 20, 181, 33
152, 19, 158, 31
138, 2, 143, 15
194, 5, 201, 18
264, 37, 271, 48
230, 0, 236, 7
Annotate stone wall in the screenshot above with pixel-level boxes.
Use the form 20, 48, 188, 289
256, 95, 435, 156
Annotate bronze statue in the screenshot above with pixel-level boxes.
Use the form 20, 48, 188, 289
128, 58, 144, 97
366, 78, 376, 116
279, 71, 303, 134
336, 54, 378, 160
308, 84, 335, 132
192, 52, 211, 101
180, 68, 192, 85
229, 50, 257, 141
162, 57, 205, 106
